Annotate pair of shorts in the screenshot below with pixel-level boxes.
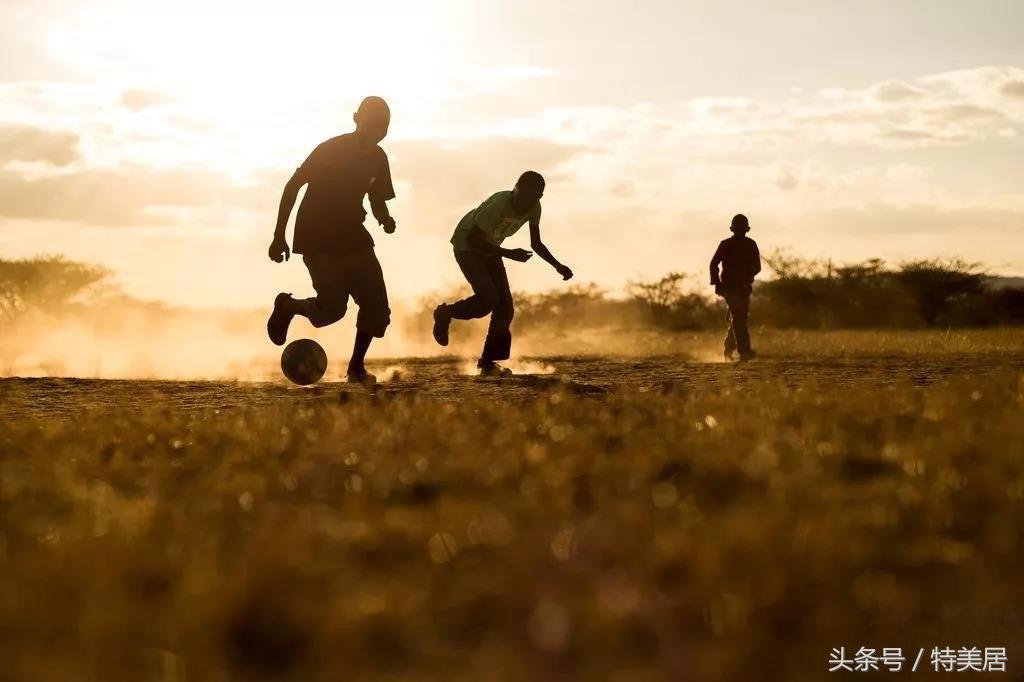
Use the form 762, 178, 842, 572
302, 248, 390, 337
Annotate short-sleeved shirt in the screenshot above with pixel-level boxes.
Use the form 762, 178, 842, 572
292, 133, 395, 255
450, 190, 541, 252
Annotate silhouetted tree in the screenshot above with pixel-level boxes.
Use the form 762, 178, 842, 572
0, 257, 110, 321
894, 259, 986, 327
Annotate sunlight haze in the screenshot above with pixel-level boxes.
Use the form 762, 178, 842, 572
1, 0, 1022, 307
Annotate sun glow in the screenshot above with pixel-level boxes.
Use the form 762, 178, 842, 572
46, 0, 468, 172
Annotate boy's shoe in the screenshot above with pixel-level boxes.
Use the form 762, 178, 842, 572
267, 293, 295, 346
346, 368, 377, 385
478, 361, 513, 377
738, 350, 757, 362
724, 349, 735, 361
432, 304, 451, 346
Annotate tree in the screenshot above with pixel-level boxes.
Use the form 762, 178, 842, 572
894, 259, 986, 327
0, 257, 110, 321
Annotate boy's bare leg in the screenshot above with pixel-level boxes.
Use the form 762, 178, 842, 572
348, 330, 375, 382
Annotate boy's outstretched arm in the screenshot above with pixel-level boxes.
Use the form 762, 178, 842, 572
269, 171, 307, 262
529, 218, 572, 280
468, 226, 533, 262
709, 244, 724, 285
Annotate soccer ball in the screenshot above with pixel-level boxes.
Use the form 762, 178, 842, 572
280, 339, 328, 385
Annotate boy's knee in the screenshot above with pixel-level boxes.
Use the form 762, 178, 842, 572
475, 291, 499, 316
309, 299, 347, 327
356, 305, 391, 339
493, 297, 514, 325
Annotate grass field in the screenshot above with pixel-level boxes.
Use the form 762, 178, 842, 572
2, 330, 1024, 681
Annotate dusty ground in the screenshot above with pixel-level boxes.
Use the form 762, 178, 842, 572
3, 351, 1023, 419
2, 337, 1024, 681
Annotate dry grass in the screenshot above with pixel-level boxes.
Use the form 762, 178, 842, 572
1, 330, 1023, 681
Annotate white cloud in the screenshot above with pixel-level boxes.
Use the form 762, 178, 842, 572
0, 124, 79, 166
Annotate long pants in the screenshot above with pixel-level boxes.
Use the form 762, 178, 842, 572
449, 250, 514, 362
723, 290, 752, 355
297, 249, 391, 338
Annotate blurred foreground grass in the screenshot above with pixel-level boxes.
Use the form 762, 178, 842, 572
2, 340, 1024, 680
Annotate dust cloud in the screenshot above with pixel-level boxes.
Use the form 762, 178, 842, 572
0, 299, 699, 381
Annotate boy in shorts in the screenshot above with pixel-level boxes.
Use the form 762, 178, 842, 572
266, 96, 397, 383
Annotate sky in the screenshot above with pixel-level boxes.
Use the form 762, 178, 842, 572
1, 0, 1022, 307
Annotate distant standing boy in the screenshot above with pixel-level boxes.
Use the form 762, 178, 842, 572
710, 214, 761, 361
432, 172, 573, 376
266, 96, 397, 384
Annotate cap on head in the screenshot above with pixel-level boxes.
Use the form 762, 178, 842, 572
730, 214, 750, 232
516, 170, 545, 193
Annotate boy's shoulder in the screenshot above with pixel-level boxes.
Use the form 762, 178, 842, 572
481, 190, 512, 207
317, 133, 350, 148
315, 133, 386, 155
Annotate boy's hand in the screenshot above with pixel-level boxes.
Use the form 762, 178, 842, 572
381, 216, 396, 234
506, 248, 533, 263
556, 264, 574, 281
268, 237, 290, 263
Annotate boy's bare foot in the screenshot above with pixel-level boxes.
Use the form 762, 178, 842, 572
478, 361, 513, 377
432, 304, 451, 346
346, 368, 377, 385
267, 293, 295, 346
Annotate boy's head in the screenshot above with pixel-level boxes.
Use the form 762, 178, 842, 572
730, 214, 750, 235
513, 170, 545, 211
353, 96, 390, 144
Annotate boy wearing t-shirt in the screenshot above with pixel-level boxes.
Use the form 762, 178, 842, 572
266, 96, 397, 384
432, 171, 573, 375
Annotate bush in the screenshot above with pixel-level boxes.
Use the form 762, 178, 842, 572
626, 273, 718, 331
757, 252, 1000, 329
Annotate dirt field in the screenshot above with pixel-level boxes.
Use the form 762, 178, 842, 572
2, 332, 1024, 681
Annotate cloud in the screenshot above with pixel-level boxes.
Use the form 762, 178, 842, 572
503, 66, 1024, 151
872, 81, 925, 102
776, 166, 799, 191
120, 88, 173, 111
0, 165, 276, 226
0, 124, 80, 166
1002, 80, 1024, 98
809, 203, 1024, 233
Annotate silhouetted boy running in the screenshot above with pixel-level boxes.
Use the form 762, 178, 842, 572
710, 214, 761, 361
266, 96, 396, 384
432, 172, 573, 376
